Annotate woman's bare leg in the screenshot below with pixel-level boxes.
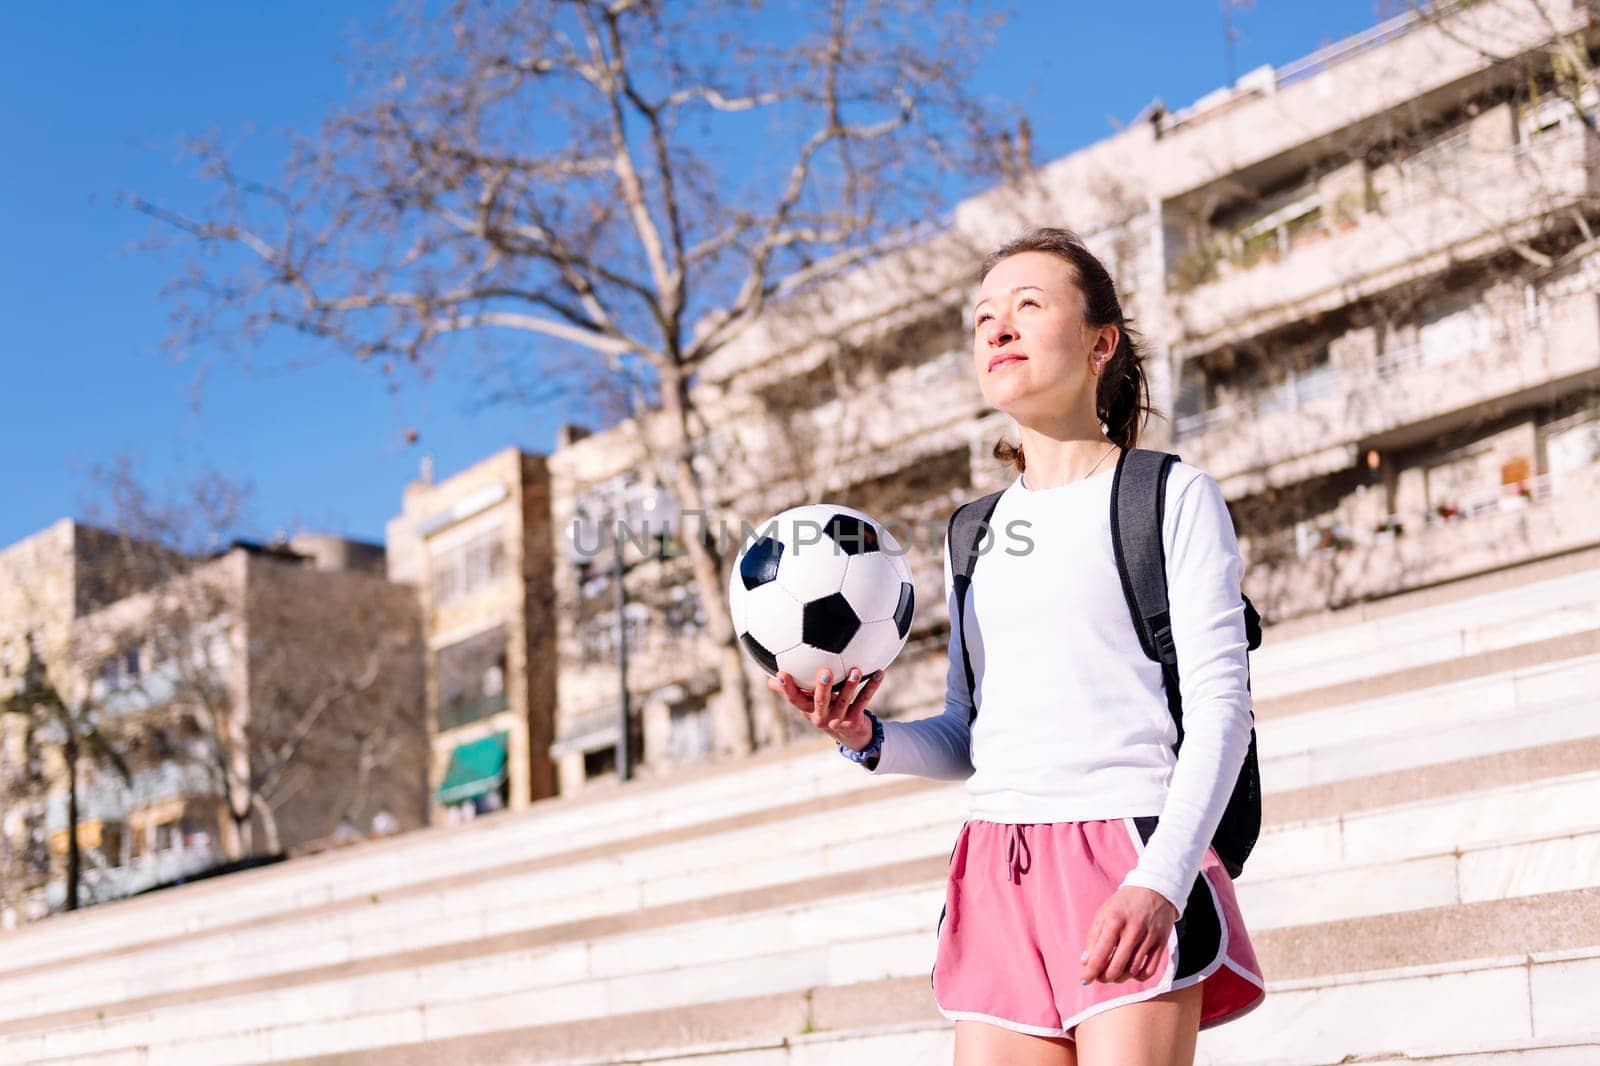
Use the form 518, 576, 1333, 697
1071, 981, 1204, 1066
954, 1020, 1078, 1066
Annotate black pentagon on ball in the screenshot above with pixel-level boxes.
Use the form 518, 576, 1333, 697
893, 581, 915, 638
740, 632, 780, 676
801, 592, 860, 654
739, 537, 783, 591
822, 514, 880, 556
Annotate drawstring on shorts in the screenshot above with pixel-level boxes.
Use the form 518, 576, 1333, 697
1004, 822, 1032, 884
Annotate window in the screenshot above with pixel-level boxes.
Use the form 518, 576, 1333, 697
1173, 360, 1209, 438
667, 699, 713, 762
1522, 84, 1599, 140
1545, 411, 1600, 481
1229, 190, 1324, 265
430, 522, 510, 607
1417, 301, 1489, 370
579, 604, 649, 665
662, 583, 708, 641
583, 746, 617, 779
437, 625, 511, 731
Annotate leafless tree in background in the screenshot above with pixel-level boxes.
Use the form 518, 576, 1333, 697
75, 460, 425, 865
128, 0, 1011, 758
2, 637, 130, 914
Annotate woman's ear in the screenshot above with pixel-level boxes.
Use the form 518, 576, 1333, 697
1098, 323, 1120, 361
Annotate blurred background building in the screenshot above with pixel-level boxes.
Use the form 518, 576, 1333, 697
386, 446, 559, 817
1, 525, 425, 924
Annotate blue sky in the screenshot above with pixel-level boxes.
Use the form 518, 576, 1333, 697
0, 1, 1387, 549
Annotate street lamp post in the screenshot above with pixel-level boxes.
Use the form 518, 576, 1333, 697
562, 479, 680, 783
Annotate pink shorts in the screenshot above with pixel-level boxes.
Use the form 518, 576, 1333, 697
931, 817, 1266, 1040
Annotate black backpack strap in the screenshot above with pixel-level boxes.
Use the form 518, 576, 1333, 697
1110, 447, 1187, 744
1112, 449, 1265, 880
1111, 448, 1181, 668
947, 491, 1004, 725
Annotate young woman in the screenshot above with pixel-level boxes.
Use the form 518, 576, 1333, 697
769, 227, 1266, 1066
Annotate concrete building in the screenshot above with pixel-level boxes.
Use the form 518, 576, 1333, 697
386, 448, 559, 818
546, 0, 1600, 795
3, 524, 426, 920
0, 520, 179, 925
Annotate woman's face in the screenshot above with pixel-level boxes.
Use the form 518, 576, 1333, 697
971, 250, 1116, 423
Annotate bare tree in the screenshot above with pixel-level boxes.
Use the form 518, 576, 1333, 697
75, 460, 425, 864
127, 0, 1009, 759
2, 635, 130, 912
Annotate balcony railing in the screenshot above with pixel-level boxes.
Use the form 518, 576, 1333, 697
1273, 1, 1449, 89
437, 691, 510, 732
1166, 127, 1592, 341
49, 841, 224, 910
1247, 456, 1600, 564
1178, 300, 1549, 440
1175, 363, 1341, 438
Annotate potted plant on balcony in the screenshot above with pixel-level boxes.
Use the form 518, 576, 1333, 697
1434, 501, 1460, 523
1373, 516, 1405, 539
1495, 480, 1534, 511
1330, 187, 1366, 232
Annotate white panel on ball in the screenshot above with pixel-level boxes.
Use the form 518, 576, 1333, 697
841, 617, 906, 676
774, 539, 853, 604
743, 582, 805, 657
775, 643, 845, 691
840, 552, 907, 625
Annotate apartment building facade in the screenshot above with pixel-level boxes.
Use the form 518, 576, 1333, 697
386, 447, 560, 817
2, 525, 426, 920
1, 520, 146, 925
542, 0, 1600, 793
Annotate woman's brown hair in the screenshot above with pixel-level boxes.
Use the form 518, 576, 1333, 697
979, 227, 1160, 474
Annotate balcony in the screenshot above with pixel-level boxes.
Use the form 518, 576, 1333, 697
437, 691, 509, 733
697, 346, 983, 518
47, 841, 223, 910
783, 347, 981, 494
1242, 457, 1600, 621
1175, 291, 1600, 490
1148, 0, 1593, 197
1168, 130, 1600, 348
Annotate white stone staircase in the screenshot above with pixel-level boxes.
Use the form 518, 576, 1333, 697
1, 547, 1598, 1065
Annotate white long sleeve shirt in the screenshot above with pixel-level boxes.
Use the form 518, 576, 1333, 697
865, 461, 1254, 919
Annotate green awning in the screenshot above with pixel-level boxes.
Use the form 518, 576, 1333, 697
437, 731, 509, 805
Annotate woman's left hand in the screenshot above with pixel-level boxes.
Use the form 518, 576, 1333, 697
1079, 886, 1180, 984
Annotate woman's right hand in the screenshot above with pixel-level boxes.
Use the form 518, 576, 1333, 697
768, 666, 884, 752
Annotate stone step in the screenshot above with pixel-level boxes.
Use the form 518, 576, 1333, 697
6, 773, 1598, 1062
8, 605, 1590, 980
12, 627, 1591, 990
1254, 630, 1600, 722
20, 890, 1589, 1066
3, 736, 1595, 1032
0, 734, 870, 973
1250, 546, 1600, 695
1259, 659, 1599, 793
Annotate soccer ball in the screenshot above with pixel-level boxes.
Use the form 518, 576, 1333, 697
727, 503, 915, 692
